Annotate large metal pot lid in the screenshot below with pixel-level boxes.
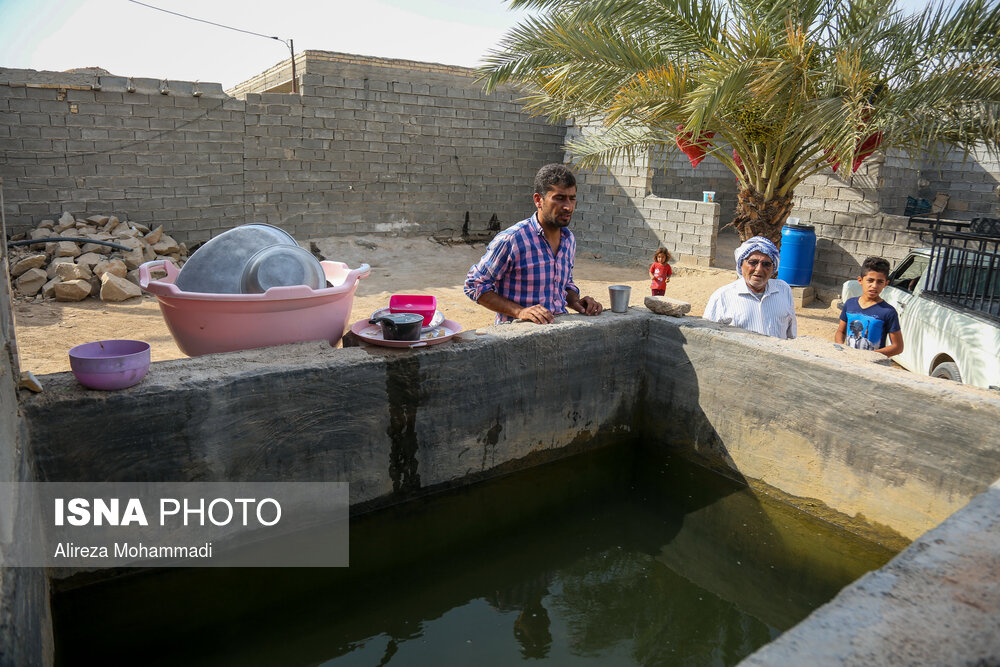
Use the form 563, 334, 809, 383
175, 223, 298, 294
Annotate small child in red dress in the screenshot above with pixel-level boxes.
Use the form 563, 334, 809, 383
649, 247, 673, 296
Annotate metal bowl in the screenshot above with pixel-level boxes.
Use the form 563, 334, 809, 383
175, 223, 298, 294
240, 245, 326, 294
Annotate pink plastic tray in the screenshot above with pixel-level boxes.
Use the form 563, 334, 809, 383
140, 259, 370, 356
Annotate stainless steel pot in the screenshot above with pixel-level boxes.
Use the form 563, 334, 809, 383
175, 223, 308, 294
240, 245, 326, 294
369, 313, 424, 341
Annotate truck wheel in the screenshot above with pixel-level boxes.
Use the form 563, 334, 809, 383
931, 361, 962, 383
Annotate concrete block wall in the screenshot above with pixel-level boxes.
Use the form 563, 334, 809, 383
917, 146, 1000, 219
612, 142, 997, 284
568, 123, 719, 267
0, 54, 566, 245
731, 147, 997, 285
0, 68, 245, 241
877, 147, 1000, 219
3, 54, 996, 277
791, 161, 926, 284
238, 54, 566, 238
878, 150, 921, 215
651, 146, 737, 228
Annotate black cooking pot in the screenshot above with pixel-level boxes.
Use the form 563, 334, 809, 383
369, 313, 424, 341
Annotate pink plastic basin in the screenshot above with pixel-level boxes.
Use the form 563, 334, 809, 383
389, 294, 437, 326
68, 339, 151, 390
139, 259, 370, 356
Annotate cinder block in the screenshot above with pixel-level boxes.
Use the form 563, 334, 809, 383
790, 285, 815, 307
8, 99, 40, 113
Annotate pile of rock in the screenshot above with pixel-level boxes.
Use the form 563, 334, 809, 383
7, 212, 188, 302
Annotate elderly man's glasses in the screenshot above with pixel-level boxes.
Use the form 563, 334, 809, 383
745, 259, 773, 269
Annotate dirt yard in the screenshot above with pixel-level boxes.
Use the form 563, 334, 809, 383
11, 235, 845, 376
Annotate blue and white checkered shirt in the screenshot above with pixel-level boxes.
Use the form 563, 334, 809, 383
464, 214, 580, 323
704, 277, 797, 339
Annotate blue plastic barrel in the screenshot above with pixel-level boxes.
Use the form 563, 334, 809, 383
777, 220, 816, 286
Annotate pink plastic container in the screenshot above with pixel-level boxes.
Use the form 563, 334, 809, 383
389, 294, 438, 326
68, 339, 151, 390
139, 259, 370, 356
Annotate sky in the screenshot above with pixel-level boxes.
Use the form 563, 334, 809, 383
0, 0, 535, 88
0, 0, 934, 90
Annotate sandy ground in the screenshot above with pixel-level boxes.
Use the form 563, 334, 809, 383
11, 234, 846, 376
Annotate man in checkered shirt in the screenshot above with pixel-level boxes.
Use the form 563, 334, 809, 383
464, 164, 604, 324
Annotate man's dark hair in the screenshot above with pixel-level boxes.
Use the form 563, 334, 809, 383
860, 256, 891, 278
534, 163, 576, 196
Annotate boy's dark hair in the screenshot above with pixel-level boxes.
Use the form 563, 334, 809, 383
534, 163, 576, 196
860, 256, 891, 278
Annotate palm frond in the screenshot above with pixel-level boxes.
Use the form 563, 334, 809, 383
481, 0, 1000, 199
565, 122, 672, 169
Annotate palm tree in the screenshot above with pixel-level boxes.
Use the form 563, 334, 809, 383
479, 0, 1000, 242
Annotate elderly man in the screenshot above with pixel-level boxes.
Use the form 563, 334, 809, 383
704, 236, 797, 339
464, 164, 603, 324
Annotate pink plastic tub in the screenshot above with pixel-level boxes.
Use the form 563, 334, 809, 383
139, 259, 370, 356
389, 294, 438, 326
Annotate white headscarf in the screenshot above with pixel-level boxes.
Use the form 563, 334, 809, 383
734, 236, 780, 276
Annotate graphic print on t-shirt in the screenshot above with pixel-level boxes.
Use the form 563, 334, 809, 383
845, 312, 883, 351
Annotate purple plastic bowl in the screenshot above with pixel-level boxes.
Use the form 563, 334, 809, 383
68, 339, 151, 390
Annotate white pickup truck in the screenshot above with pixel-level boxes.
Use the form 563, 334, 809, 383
842, 246, 1000, 389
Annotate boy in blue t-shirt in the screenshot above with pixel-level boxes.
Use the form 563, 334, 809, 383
835, 256, 904, 357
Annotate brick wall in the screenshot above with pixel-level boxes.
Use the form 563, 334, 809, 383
238, 55, 566, 238
651, 146, 737, 228
3, 54, 997, 283
569, 123, 719, 267
791, 161, 925, 282
916, 146, 1000, 219
646, 143, 998, 284
0, 54, 566, 244
878, 151, 920, 216
0, 69, 245, 241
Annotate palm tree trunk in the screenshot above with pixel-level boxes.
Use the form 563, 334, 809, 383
732, 186, 794, 245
